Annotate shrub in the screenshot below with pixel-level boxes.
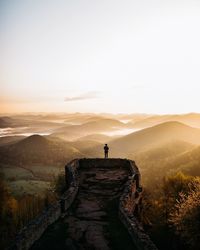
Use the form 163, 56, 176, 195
170, 181, 200, 250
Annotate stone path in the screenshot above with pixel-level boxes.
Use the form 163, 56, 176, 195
32, 165, 136, 250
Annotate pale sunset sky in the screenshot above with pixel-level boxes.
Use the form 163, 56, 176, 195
1, 0, 200, 114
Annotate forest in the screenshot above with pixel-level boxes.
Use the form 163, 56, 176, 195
142, 172, 200, 250
0, 174, 61, 249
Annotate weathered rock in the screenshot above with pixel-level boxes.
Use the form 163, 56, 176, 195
11, 159, 157, 250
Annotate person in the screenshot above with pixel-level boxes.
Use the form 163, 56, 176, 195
104, 144, 109, 158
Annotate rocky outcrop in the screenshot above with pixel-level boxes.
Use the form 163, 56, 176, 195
63, 158, 134, 250
118, 161, 157, 250
10, 158, 157, 250
63, 158, 157, 250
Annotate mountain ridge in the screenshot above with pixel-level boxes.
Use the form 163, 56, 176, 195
108, 121, 200, 157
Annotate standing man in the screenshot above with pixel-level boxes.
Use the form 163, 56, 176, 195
104, 144, 109, 158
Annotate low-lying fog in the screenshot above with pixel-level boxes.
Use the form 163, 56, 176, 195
0, 126, 140, 139
1, 113, 200, 140
102, 128, 140, 136
0, 128, 52, 137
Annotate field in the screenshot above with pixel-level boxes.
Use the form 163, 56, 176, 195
8, 180, 51, 197
0, 165, 33, 180
0, 164, 62, 198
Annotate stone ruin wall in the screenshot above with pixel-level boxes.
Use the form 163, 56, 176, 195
9, 158, 157, 250
64, 158, 158, 250
118, 160, 158, 250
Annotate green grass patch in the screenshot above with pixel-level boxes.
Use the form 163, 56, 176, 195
0, 166, 33, 180
8, 180, 51, 198
27, 165, 63, 177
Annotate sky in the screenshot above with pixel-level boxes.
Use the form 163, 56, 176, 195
1, 0, 200, 114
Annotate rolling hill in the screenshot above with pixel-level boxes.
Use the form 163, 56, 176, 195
109, 121, 200, 157
0, 115, 64, 130
0, 136, 26, 146
0, 117, 24, 128
64, 114, 107, 124
52, 118, 126, 140
131, 140, 196, 188
78, 134, 114, 143
162, 145, 200, 176
0, 134, 83, 166
130, 113, 200, 129
132, 140, 194, 162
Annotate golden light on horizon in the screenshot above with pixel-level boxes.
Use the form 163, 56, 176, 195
1, 0, 200, 114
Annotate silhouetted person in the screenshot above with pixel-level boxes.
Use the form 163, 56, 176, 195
104, 144, 109, 158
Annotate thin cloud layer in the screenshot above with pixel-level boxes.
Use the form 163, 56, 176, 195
64, 91, 99, 102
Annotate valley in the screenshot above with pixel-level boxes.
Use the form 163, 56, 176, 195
1, 112, 200, 250
1, 112, 200, 197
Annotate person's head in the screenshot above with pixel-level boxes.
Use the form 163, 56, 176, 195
105, 144, 107, 146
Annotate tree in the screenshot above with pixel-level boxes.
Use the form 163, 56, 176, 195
142, 172, 200, 250
52, 173, 66, 195
170, 181, 200, 250
161, 172, 195, 223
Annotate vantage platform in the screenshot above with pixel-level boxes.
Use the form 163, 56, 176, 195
13, 159, 157, 250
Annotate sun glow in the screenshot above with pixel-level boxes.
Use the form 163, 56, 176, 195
1, 0, 200, 114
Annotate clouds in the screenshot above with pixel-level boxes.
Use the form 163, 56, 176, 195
64, 91, 100, 102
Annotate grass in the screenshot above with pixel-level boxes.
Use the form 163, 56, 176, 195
8, 180, 51, 198
26, 165, 63, 176
0, 164, 63, 198
0, 166, 33, 180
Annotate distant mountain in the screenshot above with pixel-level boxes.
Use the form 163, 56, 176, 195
0, 136, 25, 146
78, 134, 114, 143
47, 135, 104, 157
81, 118, 125, 131
0, 116, 63, 130
131, 140, 196, 188
16, 134, 49, 149
162, 145, 200, 176
0, 117, 9, 128
115, 114, 151, 125
130, 113, 200, 129
64, 114, 107, 124
132, 140, 194, 162
70, 140, 103, 157
0, 135, 83, 166
172, 113, 200, 128
109, 121, 200, 157
52, 118, 126, 140
128, 115, 170, 129
0, 117, 23, 128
